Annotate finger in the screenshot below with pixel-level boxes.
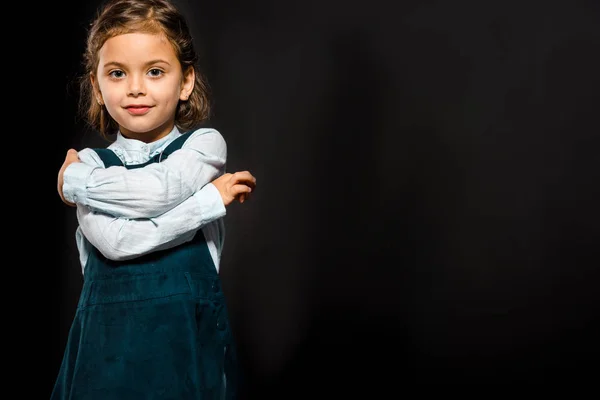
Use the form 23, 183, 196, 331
66, 148, 80, 162
232, 183, 252, 193
239, 192, 252, 203
231, 184, 252, 199
232, 177, 256, 192
232, 171, 256, 185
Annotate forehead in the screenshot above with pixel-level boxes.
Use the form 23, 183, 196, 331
98, 32, 178, 66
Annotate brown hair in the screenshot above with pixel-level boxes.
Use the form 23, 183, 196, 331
78, 0, 211, 139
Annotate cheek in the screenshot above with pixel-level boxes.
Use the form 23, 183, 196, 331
161, 77, 186, 101
101, 91, 121, 108
161, 89, 183, 108
97, 82, 110, 99
101, 93, 123, 119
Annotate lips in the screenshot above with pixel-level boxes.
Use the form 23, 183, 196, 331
125, 105, 152, 115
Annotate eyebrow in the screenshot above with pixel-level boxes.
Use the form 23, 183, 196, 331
102, 59, 172, 69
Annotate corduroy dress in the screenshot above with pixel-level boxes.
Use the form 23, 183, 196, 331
52, 131, 238, 400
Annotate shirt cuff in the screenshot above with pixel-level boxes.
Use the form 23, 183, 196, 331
62, 162, 98, 205
195, 183, 226, 222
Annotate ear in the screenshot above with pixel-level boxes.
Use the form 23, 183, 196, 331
90, 74, 104, 105
179, 66, 195, 101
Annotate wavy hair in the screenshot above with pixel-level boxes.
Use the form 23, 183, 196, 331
78, 0, 211, 139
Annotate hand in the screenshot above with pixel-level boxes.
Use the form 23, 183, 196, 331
57, 149, 80, 207
211, 171, 256, 206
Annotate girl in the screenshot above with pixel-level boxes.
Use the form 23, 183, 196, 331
52, 0, 255, 398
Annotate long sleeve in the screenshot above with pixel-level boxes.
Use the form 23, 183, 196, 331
77, 182, 226, 261
62, 128, 226, 219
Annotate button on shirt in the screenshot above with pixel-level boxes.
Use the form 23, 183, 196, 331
62, 126, 227, 275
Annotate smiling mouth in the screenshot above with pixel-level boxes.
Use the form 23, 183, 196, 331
125, 106, 152, 115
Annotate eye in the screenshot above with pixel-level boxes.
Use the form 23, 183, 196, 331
108, 70, 125, 79
148, 68, 163, 77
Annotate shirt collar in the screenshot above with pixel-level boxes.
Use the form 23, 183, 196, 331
114, 126, 182, 156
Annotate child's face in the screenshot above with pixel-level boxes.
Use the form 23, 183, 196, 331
93, 32, 194, 143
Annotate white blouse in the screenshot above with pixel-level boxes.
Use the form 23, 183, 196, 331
62, 126, 227, 274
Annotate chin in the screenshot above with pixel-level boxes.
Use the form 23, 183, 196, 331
120, 123, 158, 134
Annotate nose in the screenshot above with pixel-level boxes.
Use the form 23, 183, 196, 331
127, 74, 146, 97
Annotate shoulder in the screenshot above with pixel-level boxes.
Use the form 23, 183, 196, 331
182, 127, 227, 156
77, 147, 108, 168
185, 127, 225, 143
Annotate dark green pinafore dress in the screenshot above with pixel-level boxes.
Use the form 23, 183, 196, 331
52, 131, 238, 399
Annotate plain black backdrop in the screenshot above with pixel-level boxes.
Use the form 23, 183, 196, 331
29, 0, 600, 397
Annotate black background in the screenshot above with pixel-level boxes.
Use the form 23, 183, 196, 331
31, 0, 600, 397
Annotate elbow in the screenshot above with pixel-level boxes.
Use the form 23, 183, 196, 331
95, 244, 137, 262
94, 230, 142, 261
